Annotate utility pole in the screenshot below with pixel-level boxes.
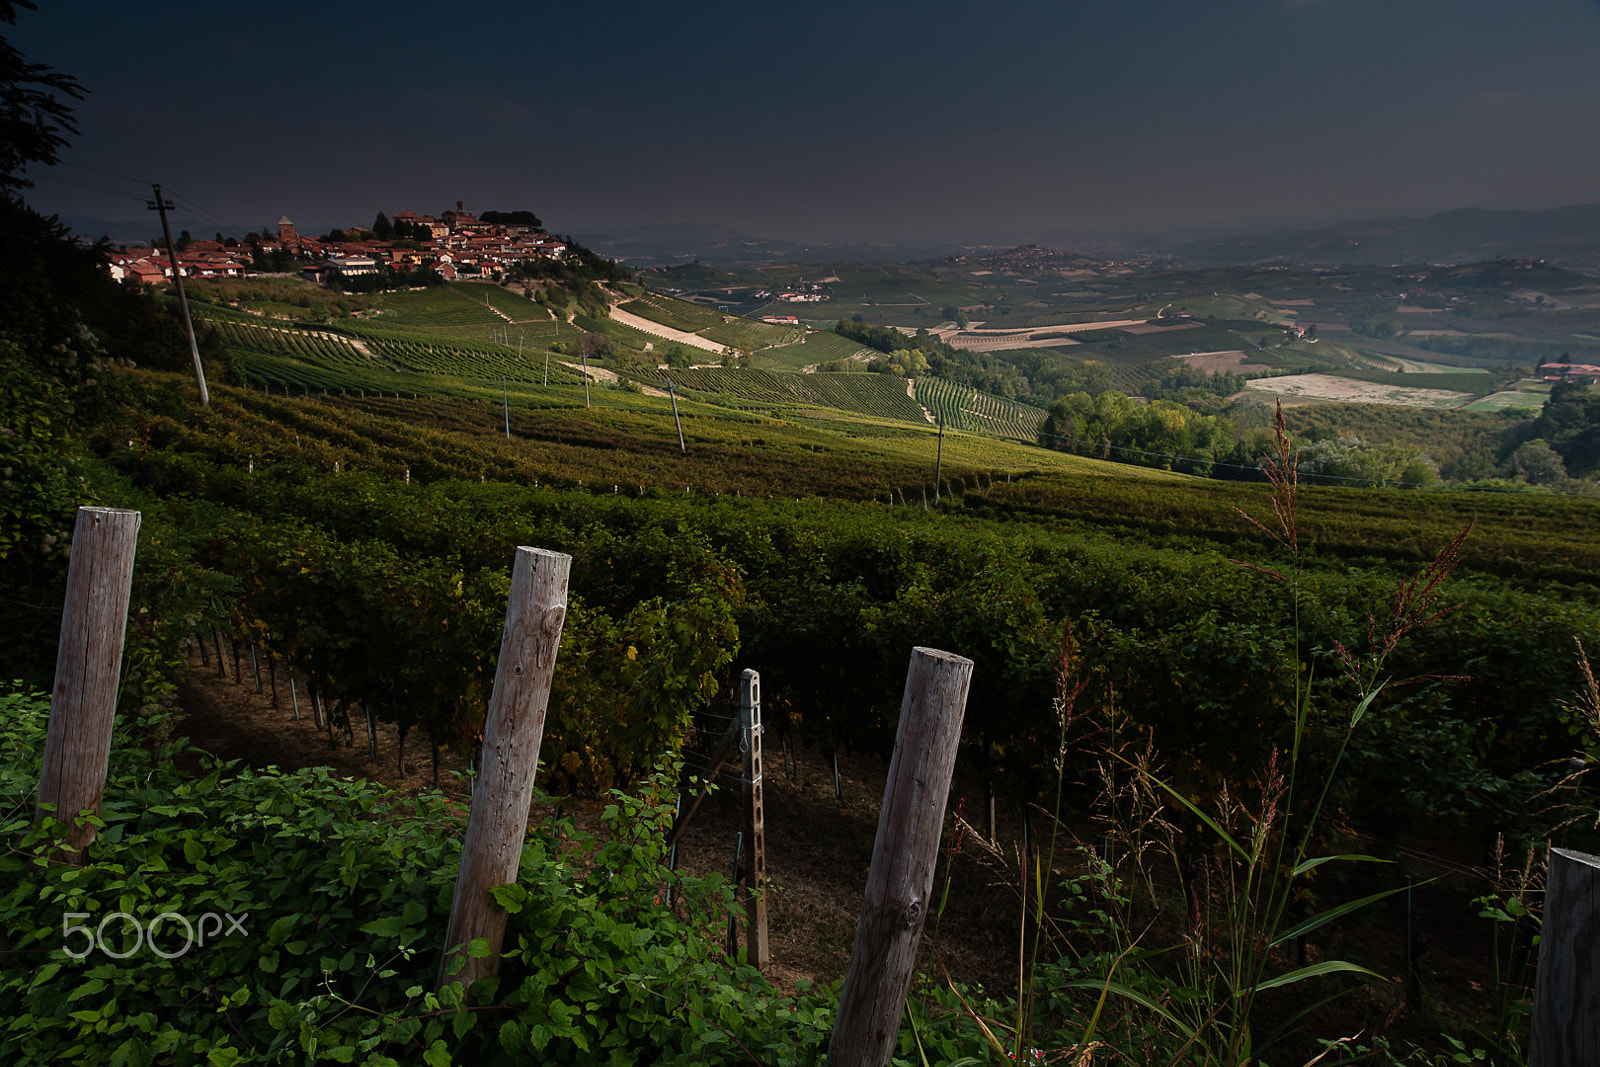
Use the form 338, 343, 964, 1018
932, 413, 944, 504
148, 184, 208, 405
581, 350, 590, 408
502, 376, 510, 439
665, 373, 687, 454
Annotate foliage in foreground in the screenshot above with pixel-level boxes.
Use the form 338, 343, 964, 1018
0, 685, 850, 1065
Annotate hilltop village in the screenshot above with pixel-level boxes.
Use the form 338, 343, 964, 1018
102, 202, 568, 286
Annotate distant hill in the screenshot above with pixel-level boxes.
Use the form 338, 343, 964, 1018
573, 223, 1014, 269
1171, 204, 1600, 271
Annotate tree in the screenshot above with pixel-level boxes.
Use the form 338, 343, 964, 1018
480, 209, 542, 227
0, 1, 84, 192
373, 211, 393, 241
1512, 439, 1567, 486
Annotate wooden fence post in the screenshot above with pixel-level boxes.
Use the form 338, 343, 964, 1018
35, 506, 142, 862
829, 647, 973, 1067
1530, 847, 1600, 1067
437, 546, 571, 992
741, 669, 770, 969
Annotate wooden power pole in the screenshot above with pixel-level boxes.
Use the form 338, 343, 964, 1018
147, 185, 208, 406
665, 373, 687, 453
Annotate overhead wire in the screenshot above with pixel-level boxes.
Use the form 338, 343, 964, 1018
54, 159, 153, 188
25, 170, 149, 205
163, 187, 250, 236
44, 162, 255, 237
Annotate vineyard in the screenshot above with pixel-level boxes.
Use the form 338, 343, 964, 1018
196, 286, 1061, 452
370, 283, 528, 327
19, 257, 1600, 1066
764, 330, 872, 372
79, 372, 1600, 809
621, 295, 800, 352
659, 368, 930, 423
9, 360, 1600, 1063
913, 376, 1048, 440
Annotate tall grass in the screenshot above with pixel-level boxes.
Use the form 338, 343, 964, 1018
941, 402, 1482, 1065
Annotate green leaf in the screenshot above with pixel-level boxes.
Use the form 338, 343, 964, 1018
183, 837, 206, 865
268, 1000, 295, 1029
360, 916, 407, 938
267, 915, 295, 946
1054, 978, 1198, 1039
423, 1039, 452, 1067
1272, 884, 1414, 947
1248, 958, 1387, 993
1292, 853, 1390, 877
69, 977, 106, 1001
1138, 769, 1249, 863
465, 937, 492, 958
489, 883, 528, 913
1350, 680, 1386, 728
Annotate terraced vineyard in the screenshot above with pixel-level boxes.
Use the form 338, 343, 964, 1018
370, 284, 514, 327
756, 330, 871, 372
205, 283, 1063, 445
621, 295, 795, 351
660, 368, 930, 422
209, 315, 586, 393
453, 280, 555, 323
572, 312, 665, 354
215, 320, 371, 367
913, 375, 1048, 440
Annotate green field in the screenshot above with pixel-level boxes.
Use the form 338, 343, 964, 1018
195, 283, 1058, 449
751, 329, 869, 371
620, 294, 796, 351
186, 268, 1597, 494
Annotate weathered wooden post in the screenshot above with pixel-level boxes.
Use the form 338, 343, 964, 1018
36, 507, 142, 862
437, 546, 571, 992
740, 669, 770, 969
1530, 847, 1600, 1067
829, 647, 973, 1067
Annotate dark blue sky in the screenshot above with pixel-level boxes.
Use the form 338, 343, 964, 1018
15, 0, 1600, 244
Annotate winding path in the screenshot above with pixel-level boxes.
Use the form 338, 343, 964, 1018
607, 306, 728, 355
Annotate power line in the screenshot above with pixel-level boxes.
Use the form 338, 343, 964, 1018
56, 160, 154, 188
161, 188, 249, 235
26, 171, 150, 204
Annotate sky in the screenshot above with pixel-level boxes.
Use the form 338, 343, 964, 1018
12, 0, 1600, 246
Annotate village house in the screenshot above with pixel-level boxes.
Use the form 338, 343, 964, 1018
106, 202, 571, 289
1539, 363, 1600, 384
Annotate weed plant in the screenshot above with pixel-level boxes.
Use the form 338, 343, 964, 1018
937, 403, 1485, 1065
